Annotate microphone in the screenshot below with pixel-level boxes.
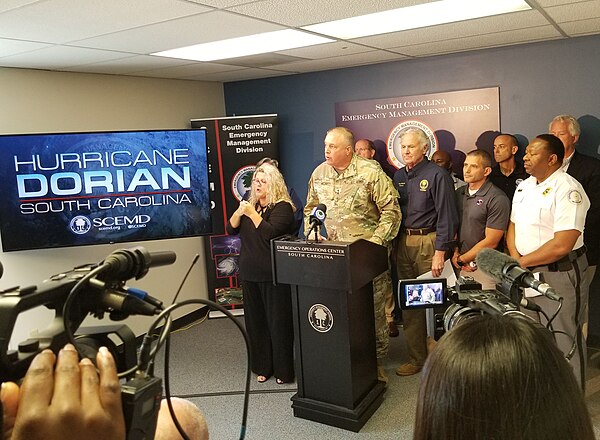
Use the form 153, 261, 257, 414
475, 248, 563, 301
308, 204, 327, 234
101, 247, 177, 281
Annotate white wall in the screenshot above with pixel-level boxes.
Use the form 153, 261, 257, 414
0, 67, 225, 344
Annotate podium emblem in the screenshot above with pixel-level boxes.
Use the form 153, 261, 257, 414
308, 304, 334, 333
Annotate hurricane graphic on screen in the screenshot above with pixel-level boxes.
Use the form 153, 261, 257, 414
0, 129, 212, 251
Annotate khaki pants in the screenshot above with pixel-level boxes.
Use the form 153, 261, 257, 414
395, 231, 436, 366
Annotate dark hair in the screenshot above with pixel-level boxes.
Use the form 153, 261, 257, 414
466, 149, 492, 168
536, 133, 565, 163
413, 315, 594, 440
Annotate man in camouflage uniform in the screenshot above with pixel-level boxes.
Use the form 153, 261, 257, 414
304, 126, 402, 384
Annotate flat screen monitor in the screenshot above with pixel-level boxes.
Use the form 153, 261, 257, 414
398, 278, 447, 310
0, 129, 212, 251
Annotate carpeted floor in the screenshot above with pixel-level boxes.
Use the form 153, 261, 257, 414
154, 314, 600, 439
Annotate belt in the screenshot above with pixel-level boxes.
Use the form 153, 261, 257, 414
403, 227, 436, 236
528, 246, 587, 273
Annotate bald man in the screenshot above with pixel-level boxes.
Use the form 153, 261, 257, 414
155, 398, 209, 440
489, 133, 527, 200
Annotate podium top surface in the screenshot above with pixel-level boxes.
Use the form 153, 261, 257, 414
272, 236, 388, 290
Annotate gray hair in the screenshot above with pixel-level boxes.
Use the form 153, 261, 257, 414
400, 128, 429, 148
549, 114, 580, 136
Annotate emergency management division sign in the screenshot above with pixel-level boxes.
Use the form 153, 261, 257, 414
190, 115, 279, 317
335, 87, 500, 173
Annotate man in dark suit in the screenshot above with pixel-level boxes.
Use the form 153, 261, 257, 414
550, 114, 600, 338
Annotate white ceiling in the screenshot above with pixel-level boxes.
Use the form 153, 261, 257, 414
0, 0, 598, 83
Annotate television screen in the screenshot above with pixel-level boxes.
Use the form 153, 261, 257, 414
0, 129, 212, 251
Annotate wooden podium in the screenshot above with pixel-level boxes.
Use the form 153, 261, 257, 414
272, 236, 388, 432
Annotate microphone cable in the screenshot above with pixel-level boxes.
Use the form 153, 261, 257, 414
142, 299, 252, 440
152, 254, 200, 440
61, 263, 113, 363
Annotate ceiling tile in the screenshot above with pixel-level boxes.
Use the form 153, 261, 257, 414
0, 0, 212, 44
394, 25, 563, 57
0, 37, 51, 57
216, 53, 308, 68
57, 55, 194, 75
0, 0, 597, 82
0, 46, 135, 70
545, 0, 600, 22
184, 67, 294, 82
276, 41, 373, 59
130, 62, 245, 79
73, 10, 283, 54
559, 17, 600, 36
534, 0, 589, 6
271, 50, 408, 73
0, 0, 41, 13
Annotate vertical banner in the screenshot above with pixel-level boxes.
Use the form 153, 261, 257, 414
190, 115, 278, 316
335, 87, 500, 174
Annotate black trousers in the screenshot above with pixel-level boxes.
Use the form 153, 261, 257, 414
242, 280, 294, 382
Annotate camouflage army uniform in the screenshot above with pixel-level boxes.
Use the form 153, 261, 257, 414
305, 154, 401, 359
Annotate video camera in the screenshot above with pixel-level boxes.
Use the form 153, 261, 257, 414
0, 246, 176, 440
398, 248, 564, 336
399, 275, 534, 337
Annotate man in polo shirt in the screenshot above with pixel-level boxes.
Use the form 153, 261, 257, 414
489, 133, 528, 200
507, 134, 590, 388
393, 128, 459, 376
452, 150, 510, 289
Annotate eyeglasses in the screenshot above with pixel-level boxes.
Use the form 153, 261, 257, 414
253, 178, 268, 185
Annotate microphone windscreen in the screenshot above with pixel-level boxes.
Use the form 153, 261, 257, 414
316, 203, 327, 213
475, 248, 518, 281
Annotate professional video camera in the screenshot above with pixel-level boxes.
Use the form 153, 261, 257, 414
397, 248, 564, 334
443, 275, 526, 331
0, 246, 176, 440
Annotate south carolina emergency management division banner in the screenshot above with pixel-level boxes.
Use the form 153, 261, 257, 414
190, 115, 278, 315
335, 87, 500, 174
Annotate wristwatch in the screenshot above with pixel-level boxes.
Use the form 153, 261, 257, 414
456, 255, 466, 267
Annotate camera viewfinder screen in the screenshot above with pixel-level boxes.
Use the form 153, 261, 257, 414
399, 278, 447, 309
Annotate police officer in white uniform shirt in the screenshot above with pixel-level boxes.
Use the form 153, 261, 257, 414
506, 134, 590, 388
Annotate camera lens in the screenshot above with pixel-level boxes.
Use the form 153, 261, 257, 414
443, 303, 482, 331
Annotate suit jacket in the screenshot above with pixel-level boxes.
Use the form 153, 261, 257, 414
567, 150, 600, 266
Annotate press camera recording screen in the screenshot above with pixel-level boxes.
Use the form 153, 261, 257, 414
0, 129, 212, 251
399, 278, 447, 309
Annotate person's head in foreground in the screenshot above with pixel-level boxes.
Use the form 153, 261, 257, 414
155, 397, 209, 440
413, 314, 594, 440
